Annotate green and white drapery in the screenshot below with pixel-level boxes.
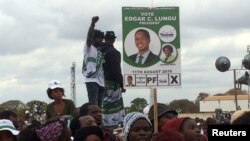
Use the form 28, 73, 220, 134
102, 80, 125, 127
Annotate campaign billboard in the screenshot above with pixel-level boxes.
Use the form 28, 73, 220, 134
122, 7, 181, 88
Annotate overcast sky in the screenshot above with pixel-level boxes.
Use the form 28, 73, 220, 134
1, 0, 250, 107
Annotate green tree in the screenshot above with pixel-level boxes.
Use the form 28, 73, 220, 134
124, 107, 131, 114
127, 97, 148, 113
169, 99, 198, 113
0, 100, 27, 119
26, 100, 48, 124
195, 92, 209, 104
26, 100, 47, 114
195, 92, 209, 111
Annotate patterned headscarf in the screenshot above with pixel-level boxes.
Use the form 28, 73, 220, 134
36, 115, 68, 141
123, 112, 152, 141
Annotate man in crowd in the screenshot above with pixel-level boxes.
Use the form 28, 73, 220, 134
82, 16, 105, 109
101, 31, 126, 128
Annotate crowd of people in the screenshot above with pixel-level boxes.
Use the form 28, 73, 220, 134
1, 101, 250, 141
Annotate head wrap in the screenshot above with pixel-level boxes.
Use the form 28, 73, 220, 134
36, 115, 68, 141
162, 117, 190, 132
123, 112, 152, 141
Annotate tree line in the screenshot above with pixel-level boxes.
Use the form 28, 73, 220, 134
0, 97, 200, 121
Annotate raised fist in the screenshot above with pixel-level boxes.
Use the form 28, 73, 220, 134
92, 16, 99, 24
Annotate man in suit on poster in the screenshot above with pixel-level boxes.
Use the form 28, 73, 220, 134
129, 28, 159, 66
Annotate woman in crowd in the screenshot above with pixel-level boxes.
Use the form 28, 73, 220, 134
123, 112, 153, 141
162, 117, 203, 141
46, 80, 76, 121
0, 119, 19, 141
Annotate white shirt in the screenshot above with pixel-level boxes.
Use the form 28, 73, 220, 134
82, 44, 104, 87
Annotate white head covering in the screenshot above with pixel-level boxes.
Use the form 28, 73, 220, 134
48, 80, 63, 89
123, 112, 152, 141
0, 119, 19, 135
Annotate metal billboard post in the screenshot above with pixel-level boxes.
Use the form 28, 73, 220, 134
151, 88, 158, 134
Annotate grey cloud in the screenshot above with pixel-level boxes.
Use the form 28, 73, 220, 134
1, 0, 250, 107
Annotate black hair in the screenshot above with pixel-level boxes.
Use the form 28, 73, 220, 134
79, 102, 96, 117
73, 126, 104, 141
0, 110, 17, 119
70, 102, 96, 137
206, 117, 216, 125
0, 110, 18, 129
70, 116, 80, 137
127, 75, 133, 80
94, 30, 104, 39
18, 122, 41, 141
135, 29, 150, 40
163, 45, 173, 53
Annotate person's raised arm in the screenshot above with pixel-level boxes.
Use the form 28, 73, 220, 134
86, 16, 99, 47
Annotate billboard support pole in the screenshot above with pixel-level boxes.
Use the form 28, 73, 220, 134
152, 88, 158, 134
